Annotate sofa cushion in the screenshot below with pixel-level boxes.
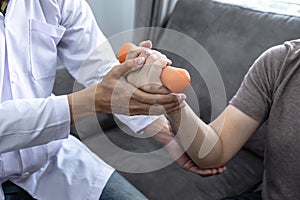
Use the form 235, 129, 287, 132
157, 0, 300, 157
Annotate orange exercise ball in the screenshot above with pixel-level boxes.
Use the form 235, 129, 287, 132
118, 43, 190, 93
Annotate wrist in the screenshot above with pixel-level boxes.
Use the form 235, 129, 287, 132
154, 132, 173, 146
67, 94, 75, 125
143, 116, 174, 145
94, 82, 111, 114
166, 107, 184, 132
67, 87, 96, 124
167, 109, 180, 120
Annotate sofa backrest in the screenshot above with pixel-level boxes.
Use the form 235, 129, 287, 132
157, 0, 300, 157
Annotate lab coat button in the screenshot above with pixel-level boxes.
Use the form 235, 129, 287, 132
22, 172, 30, 178
11, 73, 17, 83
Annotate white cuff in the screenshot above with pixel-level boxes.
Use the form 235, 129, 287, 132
52, 95, 71, 140
114, 114, 160, 133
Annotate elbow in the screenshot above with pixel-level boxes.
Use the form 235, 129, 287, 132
191, 149, 227, 169
187, 132, 228, 169
194, 153, 228, 169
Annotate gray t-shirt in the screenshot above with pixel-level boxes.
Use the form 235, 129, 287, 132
230, 40, 300, 199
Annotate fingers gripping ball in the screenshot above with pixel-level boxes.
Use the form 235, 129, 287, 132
117, 43, 191, 93
117, 43, 136, 63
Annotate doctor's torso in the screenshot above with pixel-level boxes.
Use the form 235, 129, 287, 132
0, 0, 66, 102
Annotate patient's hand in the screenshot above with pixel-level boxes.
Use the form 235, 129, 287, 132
126, 54, 170, 94
126, 41, 170, 94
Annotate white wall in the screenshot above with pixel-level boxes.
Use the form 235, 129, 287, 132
86, 0, 136, 38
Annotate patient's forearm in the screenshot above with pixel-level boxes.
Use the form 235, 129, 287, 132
167, 105, 224, 168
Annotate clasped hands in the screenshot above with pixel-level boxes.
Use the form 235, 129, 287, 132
68, 40, 225, 175
68, 41, 186, 124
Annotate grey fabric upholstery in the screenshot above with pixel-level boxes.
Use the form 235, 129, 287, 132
158, 0, 300, 158
52, 0, 300, 199
84, 128, 263, 200
53, 67, 77, 95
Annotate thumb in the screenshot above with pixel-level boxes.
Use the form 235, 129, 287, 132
114, 57, 145, 77
139, 40, 153, 49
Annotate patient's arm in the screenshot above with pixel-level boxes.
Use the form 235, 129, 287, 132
126, 42, 225, 175
125, 42, 260, 169
143, 116, 225, 175
167, 104, 260, 168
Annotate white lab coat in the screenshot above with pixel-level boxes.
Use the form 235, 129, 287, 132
0, 0, 156, 199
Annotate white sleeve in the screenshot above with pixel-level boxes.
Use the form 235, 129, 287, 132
57, 0, 158, 133
57, 0, 116, 87
0, 96, 70, 154
115, 114, 160, 133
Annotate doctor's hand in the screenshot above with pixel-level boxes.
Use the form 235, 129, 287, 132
68, 56, 186, 124
143, 117, 226, 176
95, 57, 185, 115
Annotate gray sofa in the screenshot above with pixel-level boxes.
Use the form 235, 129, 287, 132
53, 0, 300, 199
